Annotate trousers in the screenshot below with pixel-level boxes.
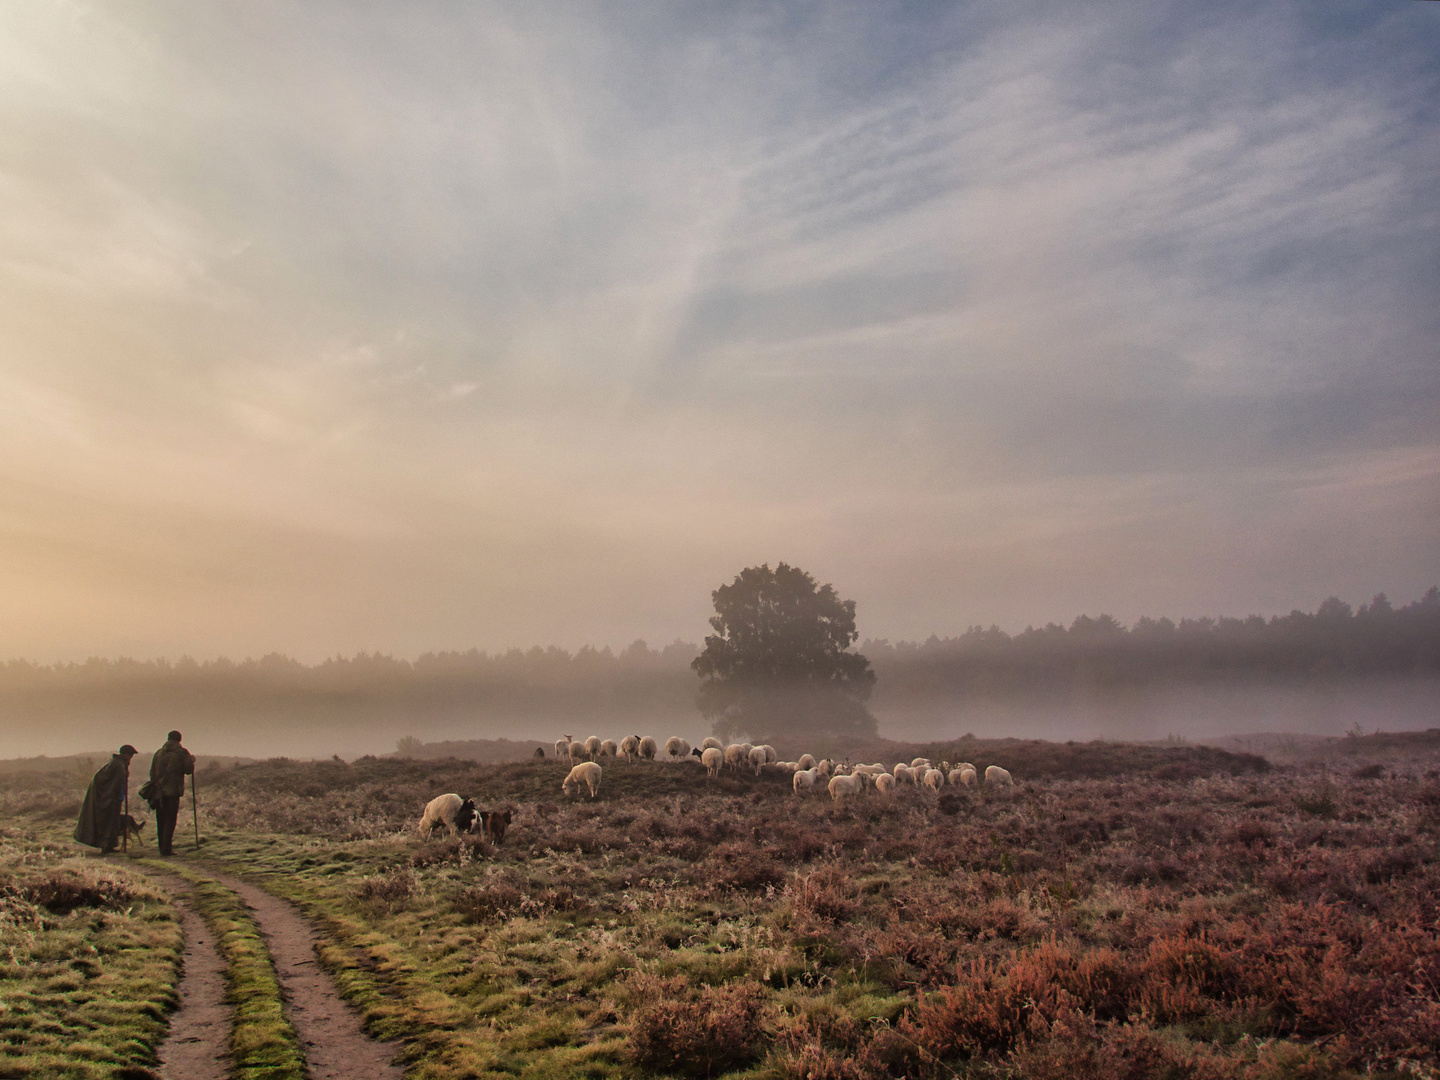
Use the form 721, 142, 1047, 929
157, 795, 182, 855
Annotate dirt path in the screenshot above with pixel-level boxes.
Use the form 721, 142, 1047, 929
156, 885, 232, 1080
206, 868, 406, 1080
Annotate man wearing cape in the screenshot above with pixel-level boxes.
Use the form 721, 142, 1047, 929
74, 745, 137, 853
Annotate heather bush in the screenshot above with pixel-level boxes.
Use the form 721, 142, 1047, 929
625, 973, 773, 1077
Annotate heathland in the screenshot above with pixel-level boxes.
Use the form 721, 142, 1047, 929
1, 731, 1437, 1079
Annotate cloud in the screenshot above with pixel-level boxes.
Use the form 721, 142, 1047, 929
0, 0, 1435, 661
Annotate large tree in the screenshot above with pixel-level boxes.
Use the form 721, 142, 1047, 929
692, 563, 877, 741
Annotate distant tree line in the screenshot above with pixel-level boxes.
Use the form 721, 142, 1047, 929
0, 591, 1434, 745
864, 589, 1440, 702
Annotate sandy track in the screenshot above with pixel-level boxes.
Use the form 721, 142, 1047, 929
156, 884, 232, 1080
205, 868, 406, 1080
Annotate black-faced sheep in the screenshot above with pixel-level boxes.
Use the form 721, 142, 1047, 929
563, 761, 603, 799
418, 793, 478, 838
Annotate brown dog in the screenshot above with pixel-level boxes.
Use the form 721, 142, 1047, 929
119, 814, 147, 845
479, 808, 512, 845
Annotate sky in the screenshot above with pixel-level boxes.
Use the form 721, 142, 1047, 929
1, 1, 1437, 664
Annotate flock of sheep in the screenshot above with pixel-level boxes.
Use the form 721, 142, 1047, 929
551, 732, 1014, 803
417, 733, 1015, 839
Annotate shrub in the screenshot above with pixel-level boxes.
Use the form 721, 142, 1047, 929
787, 866, 861, 926
454, 882, 526, 924
627, 975, 773, 1077
353, 869, 417, 907
20, 871, 136, 914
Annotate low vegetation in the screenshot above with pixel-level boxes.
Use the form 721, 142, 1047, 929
1, 736, 1436, 1079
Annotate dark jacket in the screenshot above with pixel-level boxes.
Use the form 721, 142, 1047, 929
74, 755, 130, 849
150, 740, 195, 799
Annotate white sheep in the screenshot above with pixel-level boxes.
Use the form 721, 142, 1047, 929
893, 764, 917, 786
555, 736, 573, 760
960, 766, 978, 787
583, 735, 601, 758
874, 772, 896, 796
418, 793, 478, 838
638, 735, 658, 761
759, 744, 778, 764
816, 758, 833, 777
828, 773, 865, 803
665, 736, 692, 760
853, 763, 886, 778
922, 768, 945, 791
701, 746, 724, 777
947, 767, 967, 786
792, 768, 817, 796
985, 765, 1013, 786
797, 753, 816, 771
619, 735, 640, 763
748, 746, 769, 775
567, 740, 588, 763
600, 739, 619, 758
701, 736, 723, 751
910, 757, 932, 770
563, 761, 603, 799
724, 743, 750, 772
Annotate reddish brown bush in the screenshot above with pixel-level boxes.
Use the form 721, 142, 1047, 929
626, 975, 772, 1077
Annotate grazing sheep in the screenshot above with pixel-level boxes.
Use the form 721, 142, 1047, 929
584, 736, 601, 758
666, 736, 692, 760
418, 793, 478, 838
793, 768, 818, 795
724, 743, 751, 772
555, 736, 572, 760
985, 765, 1013, 786
568, 740, 588, 763
563, 761, 603, 799
874, 772, 896, 796
619, 735, 640, 762
828, 773, 866, 803
758, 744, 778, 764
701, 746, 724, 777
947, 767, 966, 786
910, 757, 932, 770
960, 766, 978, 787
638, 735, 658, 761
479, 808, 513, 845
600, 739, 619, 758
893, 764, 917, 786
923, 768, 945, 791
816, 759, 833, 778
853, 763, 886, 779
749, 745, 769, 775
797, 753, 816, 771
701, 736, 723, 751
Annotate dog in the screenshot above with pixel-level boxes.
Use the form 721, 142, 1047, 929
478, 808, 512, 845
119, 814, 147, 845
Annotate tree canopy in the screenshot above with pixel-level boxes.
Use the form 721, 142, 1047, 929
692, 563, 877, 740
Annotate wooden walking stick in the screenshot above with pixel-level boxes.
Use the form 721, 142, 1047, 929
122, 758, 130, 854
192, 773, 200, 850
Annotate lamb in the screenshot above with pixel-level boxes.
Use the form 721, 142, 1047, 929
701, 737, 723, 751
563, 761, 603, 799
828, 773, 866, 803
985, 765, 1013, 786
638, 735, 658, 761
922, 768, 945, 791
797, 753, 816, 771
418, 793, 479, 838
665, 736, 693, 760
583, 736, 601, 758
600, 739, 619, 758
874, 772, 896, 796
701, 746, 724, 777
619, 735, 640, 762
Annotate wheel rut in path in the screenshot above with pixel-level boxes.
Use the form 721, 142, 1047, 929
154, 880, 231, 1080
206, 868, 406, 1080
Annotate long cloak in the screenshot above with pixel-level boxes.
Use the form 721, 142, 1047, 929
74, 756, 129, 849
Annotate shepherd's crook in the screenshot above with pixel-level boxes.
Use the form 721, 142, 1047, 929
122, 759, 130, 854
192, 773, 199, 850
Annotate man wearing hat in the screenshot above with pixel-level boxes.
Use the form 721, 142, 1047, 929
75, 745, 137, 853
149, 730, 196, 857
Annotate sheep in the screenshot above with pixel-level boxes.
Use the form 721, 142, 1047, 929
724, 743, 751, 772
910, 757, 932, 770
666, 736, 692, 760
554, 736, 572, 760
418, 793, 478, 838
638, 735, 658, 761
758, 744, 778, 764
947, 767, 967, 786
701, 746, 724, 777
985, 765, 1013, 786
853, 763, 886, 778
479, 807, 513, 845
701, 736, 723, 751
565, 740, 587, 763
922, 768, 945, 792
816, 759, 833, 778
960, 766, 978, 787
563, 761, 603, 799
797, 753, 816, 771
893, 764, 917, 786
619, 735, 640, 762
874, 772, 896, 796
793, 768, 818, 796
749, 745, 769, 775
583, 735, 601, 758
600, 739, 619, 758
828, 773, 866, 803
